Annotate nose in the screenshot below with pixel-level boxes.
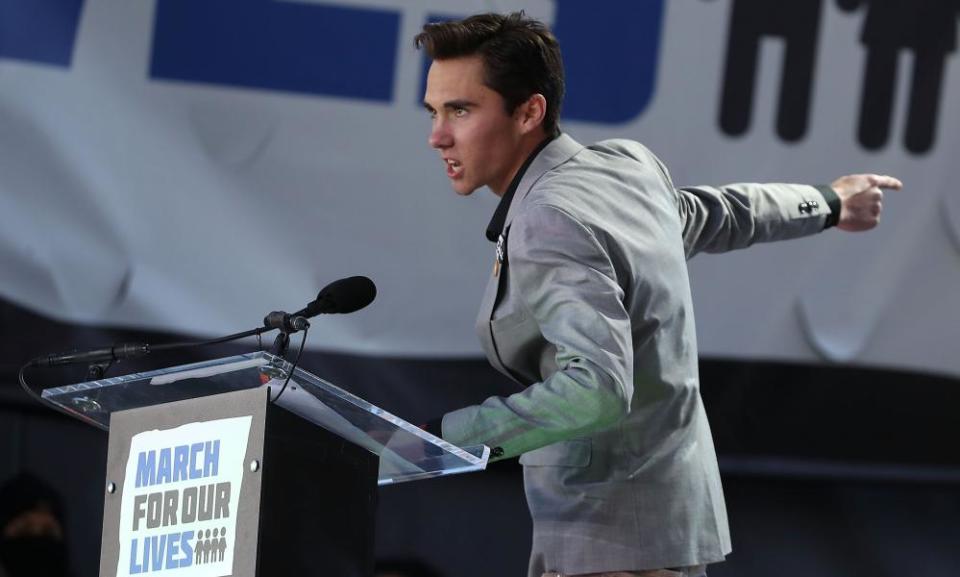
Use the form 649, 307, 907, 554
429, 119, 452, 149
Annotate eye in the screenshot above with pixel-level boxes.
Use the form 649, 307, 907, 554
454, 106, 468, 117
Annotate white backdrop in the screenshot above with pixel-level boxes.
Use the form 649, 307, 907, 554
1, 0, 957, 378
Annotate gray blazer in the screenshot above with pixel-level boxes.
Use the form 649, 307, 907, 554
440, 134, 834, 575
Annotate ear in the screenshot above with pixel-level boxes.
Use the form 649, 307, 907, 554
516, 93, 548, 135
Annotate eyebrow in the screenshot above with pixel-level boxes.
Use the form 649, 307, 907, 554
423, 99, 478, 113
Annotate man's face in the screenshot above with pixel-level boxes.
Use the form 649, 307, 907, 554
424, 56, 527, 196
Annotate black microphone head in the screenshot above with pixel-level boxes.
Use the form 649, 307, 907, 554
305, 276, 377, 316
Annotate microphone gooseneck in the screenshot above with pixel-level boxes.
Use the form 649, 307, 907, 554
29, 343, 151, 368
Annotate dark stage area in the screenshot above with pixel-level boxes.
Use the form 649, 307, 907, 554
2, 302, 958, 577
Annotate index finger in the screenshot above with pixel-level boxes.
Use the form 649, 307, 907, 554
870, 174, 903, 190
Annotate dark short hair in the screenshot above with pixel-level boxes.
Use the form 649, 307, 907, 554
414, 12, 564, 136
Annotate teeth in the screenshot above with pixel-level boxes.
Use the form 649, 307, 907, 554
446, 159, 461, 167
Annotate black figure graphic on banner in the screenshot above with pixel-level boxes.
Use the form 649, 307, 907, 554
714, 0, 824, 141
839, 0, 960, 154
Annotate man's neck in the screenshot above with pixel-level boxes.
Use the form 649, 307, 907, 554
484, 131, 559, 242
492, 131, 551, 197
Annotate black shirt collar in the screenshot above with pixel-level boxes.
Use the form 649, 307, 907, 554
485, 134, 557, 242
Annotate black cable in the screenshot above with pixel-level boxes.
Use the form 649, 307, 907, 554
18, 362, 100, 427
18, 362, 45, 407
20, 323, 303, 431
18, 326, 272, 424
25, 326, 269, 373
269, 326, 308, 405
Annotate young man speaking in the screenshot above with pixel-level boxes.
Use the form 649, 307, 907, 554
417, 12, 900, 577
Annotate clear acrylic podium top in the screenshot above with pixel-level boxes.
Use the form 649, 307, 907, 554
41, 351, 488, 486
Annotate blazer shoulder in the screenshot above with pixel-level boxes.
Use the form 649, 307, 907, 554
588, 138, 660, 163
515, 138, 674, 228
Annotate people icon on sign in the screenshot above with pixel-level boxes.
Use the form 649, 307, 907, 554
209, 529, 218, 563
217, 527, 227, 562
838, 0, 960, 154
193, 527, 228, 565
203, 529, 212, 564
712, 0, 825, 141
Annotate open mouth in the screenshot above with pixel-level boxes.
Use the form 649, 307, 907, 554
445, 159, 463, 178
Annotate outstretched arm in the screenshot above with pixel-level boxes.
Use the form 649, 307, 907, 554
676, 182, 837, 257
674, 173, 902, 258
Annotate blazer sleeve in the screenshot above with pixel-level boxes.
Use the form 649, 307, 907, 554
675, 182, 839, 259
441, 203, 632, 460
638, 145, 838, 259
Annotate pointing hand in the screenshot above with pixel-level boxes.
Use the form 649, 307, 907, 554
830, 173, 903, 232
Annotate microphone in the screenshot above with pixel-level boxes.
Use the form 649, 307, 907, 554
29, 343, 150, 368
297, 276, 377, 316
263, 276, 377, 333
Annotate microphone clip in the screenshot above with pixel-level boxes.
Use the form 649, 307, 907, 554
263, 311, 310, 334
88, 359, 112, 381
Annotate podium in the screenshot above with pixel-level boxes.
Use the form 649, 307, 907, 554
41, 351, 489, 577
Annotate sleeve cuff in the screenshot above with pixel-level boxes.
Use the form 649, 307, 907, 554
423, 417, 444, 438
816, 184, 841, 229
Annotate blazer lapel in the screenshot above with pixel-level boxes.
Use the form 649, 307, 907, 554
475, 134, 585, 374
502, 133, 584, 231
